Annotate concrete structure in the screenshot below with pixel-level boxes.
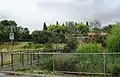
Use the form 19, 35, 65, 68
76, 37, 87, 42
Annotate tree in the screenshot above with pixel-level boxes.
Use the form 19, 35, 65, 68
75, 22, 78, 25
89, 20, 104, 45
43, 22, 47, 30
89, 20, 101, 31
1, 20, 17, 26
47, 24, 65, 33
86, 21, 89, 27
65, 37, 79, 52
102, 24, 115, 33
0, 20, 31, 42
92, 27, 101, 33
1, 20, 10, 26
0, 20, 17, 41
22, 28, 30, 41
32, 30, 53, 43
65, 21, 76, 36
75, 23, 89, 36
106, 23, 120, 72
107, 23, 120, 52
0, 23, 4, 41
9, 20, 17, 26
62, 23, 65, 26
56, 21, 59, 25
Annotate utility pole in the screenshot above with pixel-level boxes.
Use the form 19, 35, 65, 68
10, 27, 13, 43
9, 26, 14, 50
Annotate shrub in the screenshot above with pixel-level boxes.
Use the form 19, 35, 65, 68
66, 37, 79, 52
106, 23, 120, 52
76, 43, 103, 53
38, 56, 53, 71
54, 55, 75, 71
111, 64, 120, 77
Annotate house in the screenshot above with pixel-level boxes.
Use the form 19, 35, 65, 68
88, 32, 96, 41
88, 32, 108, 41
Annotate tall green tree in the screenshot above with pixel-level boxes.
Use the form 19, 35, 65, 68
56, 21, 59, 25
86, 21, 89, 27
43, 22, 47, 30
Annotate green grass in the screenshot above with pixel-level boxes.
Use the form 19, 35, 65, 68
0, 42, 66, 52
0, 42, 29, 52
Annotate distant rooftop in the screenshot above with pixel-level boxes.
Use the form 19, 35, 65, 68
88, 32, 96, 35
88, 32, 108, 36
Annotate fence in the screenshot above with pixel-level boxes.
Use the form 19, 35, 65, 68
1, 52, 120, 76
0, 49, 69, 70
4, 53, 120, 76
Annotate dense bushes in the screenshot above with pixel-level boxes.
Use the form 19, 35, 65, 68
106, 23, 120, 52
31, 30, 66, 44
111, 64, 120, 77
76, 43, 103, 53
36, 56, 53, 71
65, 37, 79, 52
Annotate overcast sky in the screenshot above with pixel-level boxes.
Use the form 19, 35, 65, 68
0, 0, 120, 31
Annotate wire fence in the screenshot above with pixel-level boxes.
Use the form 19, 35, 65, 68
1, 52, 120, 77
5, 53, 120, 75
0, 49, 69, 70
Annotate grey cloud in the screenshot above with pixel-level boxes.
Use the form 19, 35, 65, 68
101, 6, 120, 20
37, 1, 78, 10
0, 10, 11, 19
37, 1, 94, 21
91, 5, 120, 24
1, 0, 120, 31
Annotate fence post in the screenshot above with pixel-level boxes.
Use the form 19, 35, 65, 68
33, 51, 35, 60
52, 54, 55, 74
27, 51, 29, 61
1, 52, 3, 68
20, 51, 22, 64
11, 54, 14, 70
21, 53, 24, 66
30, 53, 32, 66
103, 53, 106, 77
37, 54, 40, 65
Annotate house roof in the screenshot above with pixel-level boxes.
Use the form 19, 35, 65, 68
88, 32, 108, 36
100, 33, 108, 35
88, 32, 96, 35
